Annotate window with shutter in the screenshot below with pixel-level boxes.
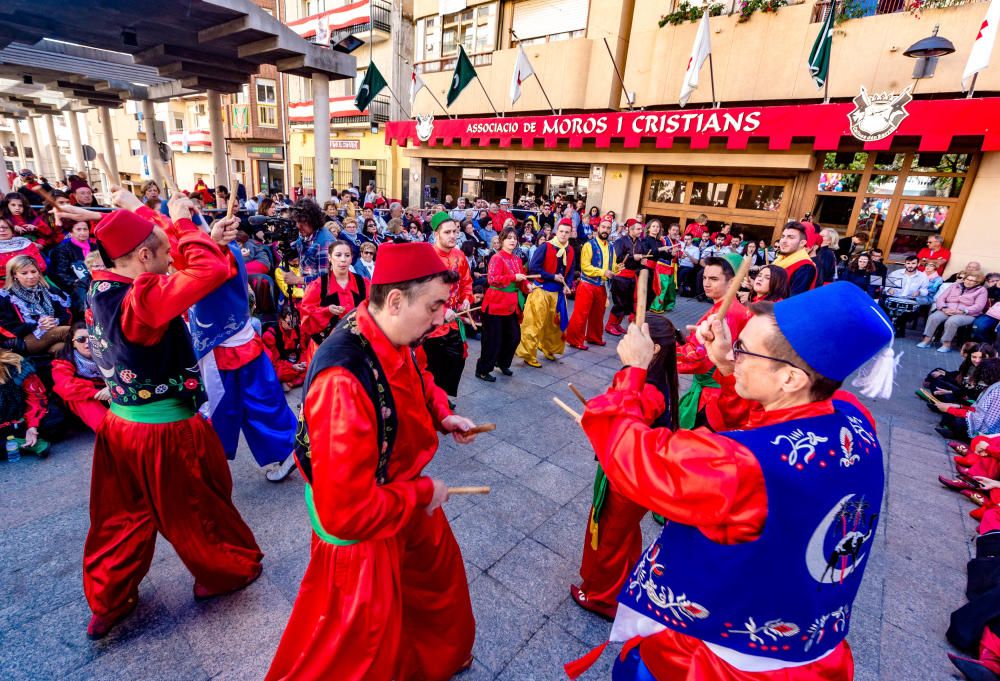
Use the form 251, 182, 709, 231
512, 0, 588, 44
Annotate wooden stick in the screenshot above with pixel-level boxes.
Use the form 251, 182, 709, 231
552, 396, 582, 423
635, 269, 649, 328
459, 312, 478, 330
567, 382, 588, 406
525, 274, 542, 280
467, 423, 496, 434
226, 191, 238, 220
716, 256, 753, 321
448, 486, 491, 495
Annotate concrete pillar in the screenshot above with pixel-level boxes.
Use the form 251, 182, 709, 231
42, 113, 61, 182
99, 106, 119, 181
408, 156, 424, 208
206, 90, 228, 189
76, 111, 90, 146
0, 142, 9, 193
10, 118, 27, 170
312, 74, 331, 203
505, 162, 516, 203
140, 99, 158, 179
25, 116, 43, 177
64, 110, 84, 171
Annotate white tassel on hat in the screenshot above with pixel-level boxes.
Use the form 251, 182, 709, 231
851, 344, 901, 400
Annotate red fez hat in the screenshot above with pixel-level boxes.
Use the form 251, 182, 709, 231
625, 218, 639, 227
371, 242, 449, 286
558, 217, 574, 227
93, 210, 156, 260
601, 214, 614, 223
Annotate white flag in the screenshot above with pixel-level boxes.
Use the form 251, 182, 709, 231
410, 69, 427, 107
509, 45, 536, 105
963, 0, 1000, 90
679, 12, 712, 107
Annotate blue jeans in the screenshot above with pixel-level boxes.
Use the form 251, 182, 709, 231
972, 315, 999, 342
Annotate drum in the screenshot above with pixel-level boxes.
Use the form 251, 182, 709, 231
882, 295, 919, 321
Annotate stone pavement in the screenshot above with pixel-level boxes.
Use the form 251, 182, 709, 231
0, 296, 975, 680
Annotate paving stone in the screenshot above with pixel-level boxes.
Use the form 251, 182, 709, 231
469, 574, 547, 674
495, 620, 593, 681
489, 538, 578, 616
531, 502, 588, 562
451, 505, 527, 570
475, 441, 542, 477
516, 460, 590, 505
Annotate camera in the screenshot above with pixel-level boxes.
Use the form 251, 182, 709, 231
249, 214, 298, 244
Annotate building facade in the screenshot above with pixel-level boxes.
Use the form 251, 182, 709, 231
398, 0, 1000, 273
283, 0, 412, 201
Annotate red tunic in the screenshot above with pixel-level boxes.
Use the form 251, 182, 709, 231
578, 368, 875, 680
51, 358, 107, 432
427, 245, 473, 339
299, 271, 370, 365
262, 326, 305, 386
482, 250, 528, 317
266, 302, 475, 680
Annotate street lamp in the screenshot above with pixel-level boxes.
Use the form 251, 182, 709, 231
904, 24, 955, 80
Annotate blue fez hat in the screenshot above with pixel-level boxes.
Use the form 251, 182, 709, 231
772, 282, 893, 381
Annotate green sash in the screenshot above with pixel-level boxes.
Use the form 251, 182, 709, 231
490, 282, 527, 310
304, 484, 358, 546
677, 371, 719, 430
109, 399, 195, 424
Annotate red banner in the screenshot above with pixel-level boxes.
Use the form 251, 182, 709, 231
386, 97, 1000, 152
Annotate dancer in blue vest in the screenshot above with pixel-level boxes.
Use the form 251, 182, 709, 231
567, 282, 893, 681
183, 218, 299, 482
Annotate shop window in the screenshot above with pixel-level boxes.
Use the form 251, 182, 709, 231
902, 175, 965, 198
822, 152, 868, 170
690, 181, 731, 208
911, 153, 971, 174
866, 174, 898, 194
731, 223, 776, 246
647, 178, 686, 204
257, 79, 278, 127
873, 153, 905, 171
858, 197, 891, 245
817, 172, 862, 193
889, 203, 948, 257
811, 194, 855, 233
735, 184, 783, 212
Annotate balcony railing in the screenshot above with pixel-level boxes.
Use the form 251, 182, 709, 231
415, 51, 494, 75
811, 0, 985, 22
287, 0, 391, 41
288, 95, 389, 127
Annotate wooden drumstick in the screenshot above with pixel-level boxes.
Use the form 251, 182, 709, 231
553, 397, 582, 424
716, 256, 752, 321
567, 383, 588, 406
448, 486, 491, 495
467, 423, 496, 434
635, 269, 650, 328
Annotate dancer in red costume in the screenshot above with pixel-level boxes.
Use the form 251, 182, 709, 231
267, 242, 478, 681
64, 192, 262, 639
567, 282, 893, 681
565, 215, 616, 350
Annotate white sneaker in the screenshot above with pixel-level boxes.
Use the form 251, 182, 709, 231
265, 453, 297, 482
916, 341, 931, 348
936, 346, 954, 354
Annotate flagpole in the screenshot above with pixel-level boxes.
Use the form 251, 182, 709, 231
368, 0, 376, 132
824, 0, 836, 104
426, 88, 455, 119
477, 77, 501, 117
967, 73, 978, 98
603, 38, 634, 110
708, 53, 718, 108
510, 31, 559, 115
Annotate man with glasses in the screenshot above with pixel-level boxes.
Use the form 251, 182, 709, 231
572, 281, 892, 681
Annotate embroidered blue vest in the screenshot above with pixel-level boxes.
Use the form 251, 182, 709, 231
581, 237, 609, 287
188, 243, 251, 360
618, 399, 884, 663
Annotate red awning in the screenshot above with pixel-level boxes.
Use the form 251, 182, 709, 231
387, 97, 1000, 152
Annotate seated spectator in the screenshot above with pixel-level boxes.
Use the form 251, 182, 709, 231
386, 217, 406, 243
235, 231, 271, 275
936, 358, 1000, 440
0, 255, 72, 356
274, 249, 305, 305
51, 322, 109, 432
323, 200, 339, 221
917, 233, 951, 272
48, 220, 95, 314
925, 342, 997, 404
919, 260, 945, 304
841, 252, 875, 295
337, 216, 364, 261
354, 242, 377, 279
972, 273, 1000, 343
71, 183, 103, 209
919, 271, 988, 353
947, 260, 984, 284
1, 191, 48, 239
262, 306, 306, 391
362, 218, 386, 247
0, 349, 52, 458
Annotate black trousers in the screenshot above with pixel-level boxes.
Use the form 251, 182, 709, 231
476, 313, 520, 375
422, 327, 465, 397
609, 276, 636, 320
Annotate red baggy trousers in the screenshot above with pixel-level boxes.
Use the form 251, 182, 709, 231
83, 412, 263, 618
565, 281, 608, 347
266, 506, 475, 681
578, 483, 647, 612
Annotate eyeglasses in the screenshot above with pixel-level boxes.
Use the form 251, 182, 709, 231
732, 339, 803, 371
73, 336, 89, 344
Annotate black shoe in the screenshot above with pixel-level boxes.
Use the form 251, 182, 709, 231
476, 372, 496, 383
448, 400, 456, 410
499, 367, 513, 376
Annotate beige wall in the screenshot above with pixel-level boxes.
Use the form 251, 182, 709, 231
627, 0, 997, 108
948, 152, 1000, 277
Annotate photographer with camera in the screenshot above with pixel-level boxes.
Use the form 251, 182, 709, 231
273, 199, 334, 287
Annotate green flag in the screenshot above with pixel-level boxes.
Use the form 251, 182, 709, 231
446, 46, 477, 107
354, 63, 387, 111
807, 0, 835, 89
